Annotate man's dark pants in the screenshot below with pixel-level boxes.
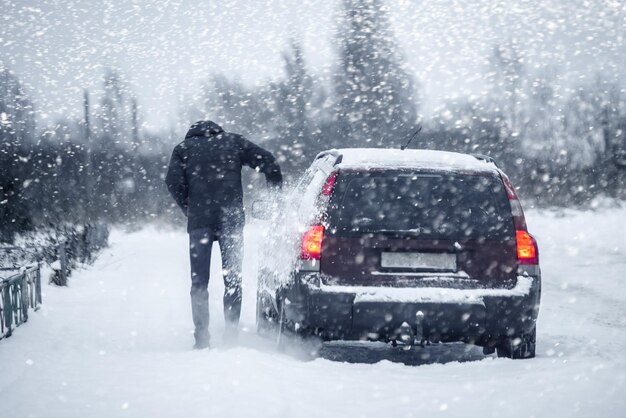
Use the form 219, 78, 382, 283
189, 223, 243, 345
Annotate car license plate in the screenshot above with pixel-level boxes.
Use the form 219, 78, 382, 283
380, 252, 456, 271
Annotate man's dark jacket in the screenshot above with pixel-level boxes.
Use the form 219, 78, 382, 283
165, 121, 282, 232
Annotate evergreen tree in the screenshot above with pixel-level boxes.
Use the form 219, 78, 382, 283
489, 42, 526, 137
333, 0, 418, 148
270, 40, 323, 173
0, 65, 35, 241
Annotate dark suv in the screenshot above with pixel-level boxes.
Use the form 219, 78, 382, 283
256, 149, 540, 359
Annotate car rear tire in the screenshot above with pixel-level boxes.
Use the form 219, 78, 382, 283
275, 301, 322, 361
496, 326, 536, 359
256, 292, 278, 338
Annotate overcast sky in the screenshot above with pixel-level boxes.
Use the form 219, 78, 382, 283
2, 0, 624, 132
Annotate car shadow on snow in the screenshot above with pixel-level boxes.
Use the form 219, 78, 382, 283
238, 330, 489, 365
318, 341, 489, 366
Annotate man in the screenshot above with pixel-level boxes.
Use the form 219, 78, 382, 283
165, 120, 282, 349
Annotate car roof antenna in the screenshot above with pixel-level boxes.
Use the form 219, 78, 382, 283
401, 125, 422, 150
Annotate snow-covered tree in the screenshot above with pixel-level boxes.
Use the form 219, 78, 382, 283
0, 65, 36, 241
97, 69, 136, 150
333, 0, 418, 148
488, 42, 526, 138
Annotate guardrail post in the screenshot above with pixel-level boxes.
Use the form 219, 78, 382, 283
2, 284, 12, 337
20, 274, 28, 322
58, 239, 68, 286
0, 288, 5, 337
35, 265, 42, 308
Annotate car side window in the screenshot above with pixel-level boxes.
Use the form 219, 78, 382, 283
289, 166, 314, 200
297, 167, 328, 224
296, 167, 316, 195
279, 165, 315, 222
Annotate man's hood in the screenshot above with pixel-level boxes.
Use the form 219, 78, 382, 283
185, 120, 224, 139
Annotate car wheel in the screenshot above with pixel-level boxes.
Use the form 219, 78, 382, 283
275, 301, 322, 360
256, 292, 278, 338
496, 326, 536, 359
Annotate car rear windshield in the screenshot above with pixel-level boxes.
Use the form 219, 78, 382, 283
327, 170, 514, 240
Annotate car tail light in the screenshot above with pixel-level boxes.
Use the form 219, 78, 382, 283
300, 225, 324, 260
300, 173, 335, 261
516, 230, 538, 265
501, 172, 539, 265
321, 172, 338, 196
501, 173, 527, 230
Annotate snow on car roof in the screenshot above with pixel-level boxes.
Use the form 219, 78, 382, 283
331, 148, 498, 172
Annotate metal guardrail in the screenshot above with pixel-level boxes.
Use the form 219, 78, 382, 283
0, 223, 108, 339
0, 264, 42, 339
0, 223, 109, 287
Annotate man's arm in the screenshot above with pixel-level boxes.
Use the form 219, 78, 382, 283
240, 137, 283, 190
165, 146, 189, 215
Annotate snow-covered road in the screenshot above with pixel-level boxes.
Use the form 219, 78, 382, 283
1, 206, 625, 417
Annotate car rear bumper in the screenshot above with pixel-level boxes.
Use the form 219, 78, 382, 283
281, 273, 541, 344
